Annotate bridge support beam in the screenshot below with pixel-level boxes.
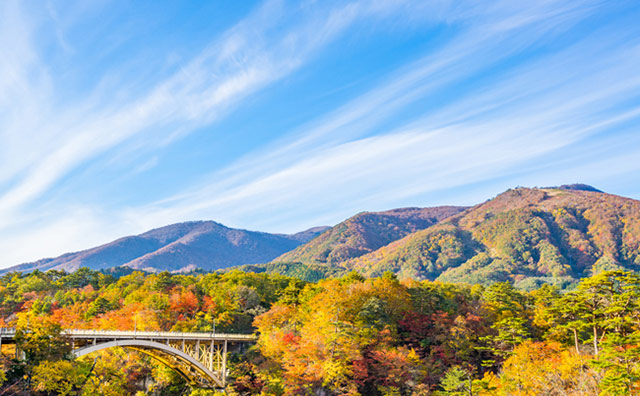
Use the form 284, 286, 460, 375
222, 340, 227, 387
74, 339, 225, 388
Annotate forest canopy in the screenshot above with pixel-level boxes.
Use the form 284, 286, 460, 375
0, 268, 638, 395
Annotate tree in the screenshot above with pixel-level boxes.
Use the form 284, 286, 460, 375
14, 314, 71, 365
499, 341, 599, 396
434, 365, 496, 396
31, 360, 91, 396
85, 296, 118, 319
576, 271, 640, 357
480, 282, 530, 360
437, 366, 474, 396
550, 291, 590, 355
593, 332, 640, 395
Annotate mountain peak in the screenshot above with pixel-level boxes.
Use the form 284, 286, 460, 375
554, 184, 603, 193
2, 221, 328, 274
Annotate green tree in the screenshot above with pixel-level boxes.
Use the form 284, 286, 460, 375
435, 366, 494, 396
480, 282, 530, 359
85, 296, 118, 318
438, 366, 473, 396
594, 333, 640, 395
550, 291, 590, 355
577, 271, 640, 357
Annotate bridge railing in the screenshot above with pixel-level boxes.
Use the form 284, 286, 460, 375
66, 329, 257, 340
0, 328, 15, 336
0, 327, 256, 341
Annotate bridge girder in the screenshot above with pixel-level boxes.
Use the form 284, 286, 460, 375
1, 328, 253, 388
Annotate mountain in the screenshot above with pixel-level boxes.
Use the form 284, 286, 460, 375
273, 206, 467, 266
4, 221, 328, 274
7, 184, 639, 289
341, 186, 640, 289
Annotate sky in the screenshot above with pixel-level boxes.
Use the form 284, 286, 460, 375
1, 0, 640, 267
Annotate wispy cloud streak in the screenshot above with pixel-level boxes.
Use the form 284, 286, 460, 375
1, 0, 639, 266
0, 0, 427, 217
0, 0, 467, 264
135, 0, 640, 230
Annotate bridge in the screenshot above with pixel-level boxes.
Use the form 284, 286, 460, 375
0, 328, 257, 388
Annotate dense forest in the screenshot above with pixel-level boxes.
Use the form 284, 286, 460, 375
0, 268, 639, 395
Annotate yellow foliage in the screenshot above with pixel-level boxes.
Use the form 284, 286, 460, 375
32, 360, 88, 396
497, 341, 598, 396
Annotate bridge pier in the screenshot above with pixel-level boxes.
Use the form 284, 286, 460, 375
222, 340, 228, 387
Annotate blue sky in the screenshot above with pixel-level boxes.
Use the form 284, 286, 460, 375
1, 0, 640, 267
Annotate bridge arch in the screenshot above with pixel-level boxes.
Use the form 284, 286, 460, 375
74, 339, 224, 388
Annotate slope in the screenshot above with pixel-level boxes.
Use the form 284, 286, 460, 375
274, 206, 467, 266
345, 186, 640, 288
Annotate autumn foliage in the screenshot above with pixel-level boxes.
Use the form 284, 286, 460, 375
1, 268, 640, 395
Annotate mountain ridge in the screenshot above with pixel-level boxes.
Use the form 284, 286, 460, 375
3, 221, 328, 274
6, 184, 639, 290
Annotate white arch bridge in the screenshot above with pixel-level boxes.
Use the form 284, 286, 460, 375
0, 328, 256, 388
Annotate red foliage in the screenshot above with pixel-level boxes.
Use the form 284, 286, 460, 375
281, 331, 300, 345
169, 290, 199, 317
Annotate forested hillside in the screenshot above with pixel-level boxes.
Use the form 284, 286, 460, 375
275, 206, 466, 265
269, 186, 640, 289
0, 268, 639, 395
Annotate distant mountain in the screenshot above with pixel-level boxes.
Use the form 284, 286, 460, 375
4, 221, 328, 274
274, 206, 467, 266
343, 186, 640, 288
